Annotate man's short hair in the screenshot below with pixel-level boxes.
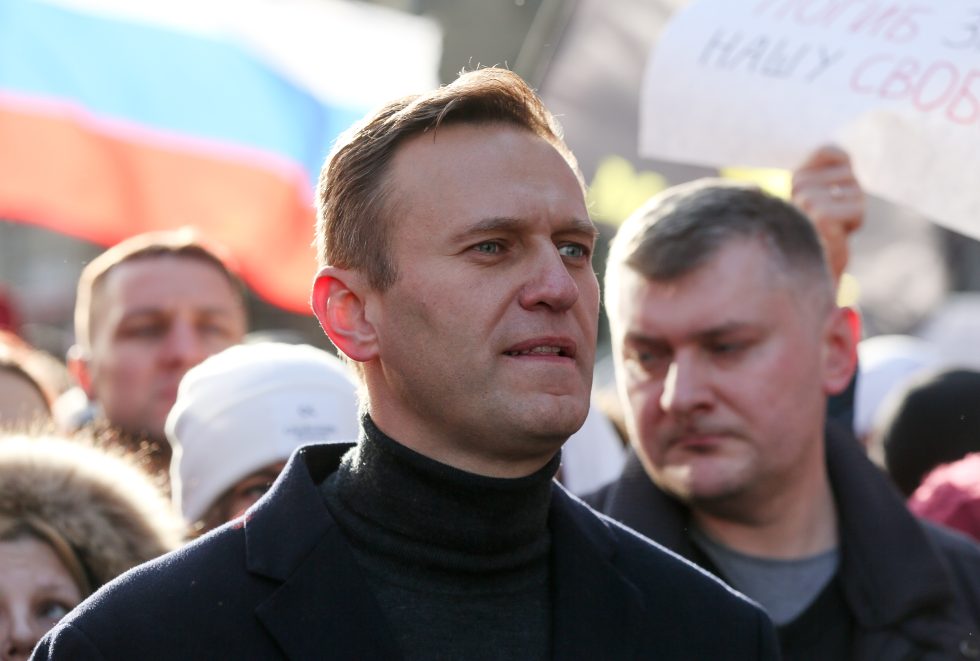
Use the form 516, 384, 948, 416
74, 228, 247, 351
605, 179, 832, 311
315, 67, 582, 289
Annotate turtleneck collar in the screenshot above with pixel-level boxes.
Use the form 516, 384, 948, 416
321, 415, 559, 586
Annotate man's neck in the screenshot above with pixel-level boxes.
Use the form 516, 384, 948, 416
692, 468, 838, 560
366, 401, 561, 479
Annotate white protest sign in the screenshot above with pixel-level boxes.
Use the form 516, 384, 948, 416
640, 0, 980, 239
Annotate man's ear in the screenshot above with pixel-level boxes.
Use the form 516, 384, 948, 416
311, 267, 379, 363
821, 306, 860, 396
66, 345, 95, 398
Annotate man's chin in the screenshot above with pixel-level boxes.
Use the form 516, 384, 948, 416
655, 462, 745, 504
522, 399, 589, 440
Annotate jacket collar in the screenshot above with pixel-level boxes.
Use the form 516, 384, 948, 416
601, 425, 963, 630
823, 424, 957, 628
598, 450, 706, 564
243, 443, 648, 659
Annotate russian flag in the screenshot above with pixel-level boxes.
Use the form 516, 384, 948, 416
0, 0, 441, 312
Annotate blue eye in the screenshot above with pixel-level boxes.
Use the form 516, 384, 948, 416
558, 243, 589, 259
38, 600, 73, 621
473, 241, 502, 254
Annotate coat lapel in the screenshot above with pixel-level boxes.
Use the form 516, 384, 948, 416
255, 527, 401, 659
245, 443, 401, 660
550, 487, 644, 660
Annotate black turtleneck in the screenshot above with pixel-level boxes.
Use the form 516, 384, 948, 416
319, 415, 558, 661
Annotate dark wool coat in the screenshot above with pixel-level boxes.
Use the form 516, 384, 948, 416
588, 425, 980, 660
34, 442, 779, 660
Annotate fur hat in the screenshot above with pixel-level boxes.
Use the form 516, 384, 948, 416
0, 434, 183, 592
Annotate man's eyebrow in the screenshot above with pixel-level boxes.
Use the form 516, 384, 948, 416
562, 216, 601, 239
118, 308, 167, 320
450, 216, 598, 242
624, 322, 755, 346
623, 332, 669, 348
697, 322, 756, 341
119, 305, 238, 320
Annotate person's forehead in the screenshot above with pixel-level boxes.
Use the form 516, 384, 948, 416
615, 242, 791, 332
0, 536, 72, 579
387, 123, 587, 222
98, 255, 240, 313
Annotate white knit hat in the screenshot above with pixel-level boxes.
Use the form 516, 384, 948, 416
166, 342, 360, 523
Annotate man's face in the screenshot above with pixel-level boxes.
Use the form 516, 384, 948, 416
366, 124, 599, 475
79, 256, 247, 441
611, 239, 844, 510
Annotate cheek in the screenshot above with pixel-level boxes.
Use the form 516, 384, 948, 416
200, 333, 237, 355
100, 351, 152, 385
579, 271, 600, 308
625, 382, 665, 436
93, 334, 153, 370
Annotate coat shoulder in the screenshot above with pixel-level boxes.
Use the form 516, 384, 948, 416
922, 520, 980, 619
34, 523, 276, 660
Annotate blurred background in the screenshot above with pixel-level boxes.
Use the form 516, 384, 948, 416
0, 0, 973, 370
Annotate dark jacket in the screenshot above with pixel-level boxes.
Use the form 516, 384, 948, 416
588, 425, 980, 660
34, 441, 778, 660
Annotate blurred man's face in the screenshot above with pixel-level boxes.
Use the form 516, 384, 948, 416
363, 123, 599, 477
78, 256, 246, 442
611, 239, 849, 512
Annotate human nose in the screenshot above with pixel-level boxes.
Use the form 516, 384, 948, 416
659, 352, 711, 417
4, 609, 40, 661
160, 319, 207, 367
518, 247, 579, 312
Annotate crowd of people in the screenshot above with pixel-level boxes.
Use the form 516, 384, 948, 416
0, 66, 978, 659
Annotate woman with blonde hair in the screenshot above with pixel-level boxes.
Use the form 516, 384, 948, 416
0, 433, 183, 659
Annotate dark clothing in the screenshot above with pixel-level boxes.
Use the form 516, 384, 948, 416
827, 368, 855, 432
588, 424, 980, 660
777, 574, 853, 661
320, 417, 553, 660
35, 436, 779, 660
